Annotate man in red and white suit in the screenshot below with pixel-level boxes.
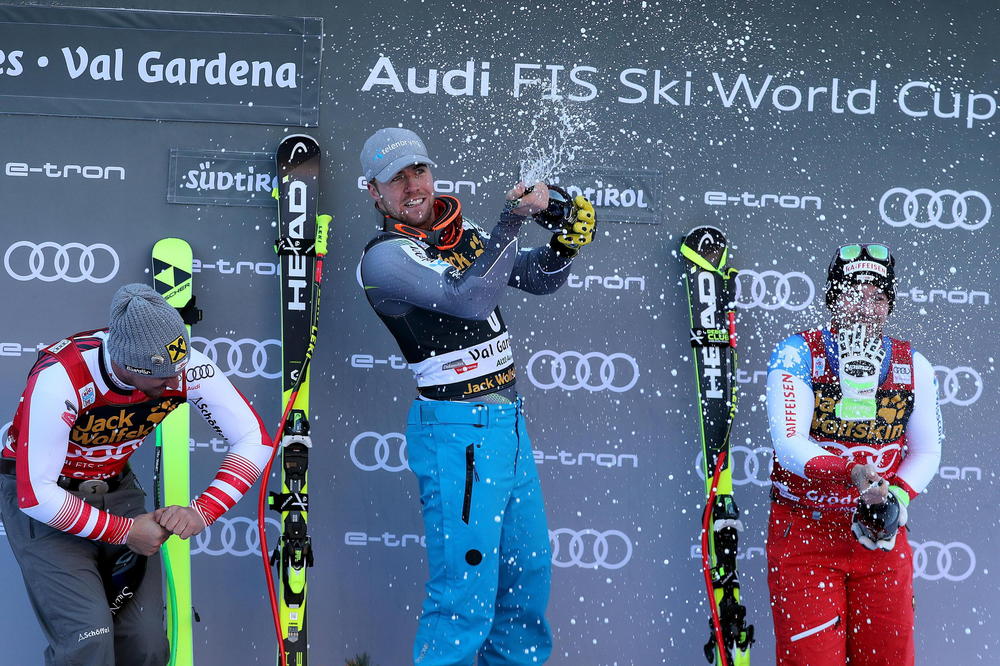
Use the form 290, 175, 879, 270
1, 283, 274, 665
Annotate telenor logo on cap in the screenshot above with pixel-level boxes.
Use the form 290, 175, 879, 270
166, 336, 188, 363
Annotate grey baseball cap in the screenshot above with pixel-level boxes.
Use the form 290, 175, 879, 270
360, 127, 437, 183
107, 283, 189, 378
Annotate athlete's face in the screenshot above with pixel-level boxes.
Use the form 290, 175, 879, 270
368, 164, 435, 228
114, 363, 181, 398
832, 283, 891, 336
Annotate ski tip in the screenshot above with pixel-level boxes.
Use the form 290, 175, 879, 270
280, 133, 318, 143
680, 226, 729, 266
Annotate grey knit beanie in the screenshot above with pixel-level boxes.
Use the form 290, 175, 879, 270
107, 283, 189, 378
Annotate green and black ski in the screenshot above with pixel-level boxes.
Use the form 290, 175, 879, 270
258, 134, 330, 666
680, 226, 754, 666
151, 237, 202, 666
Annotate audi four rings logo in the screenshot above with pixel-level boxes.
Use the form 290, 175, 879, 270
910, 540, 976, 582
191, 337, 280, 379
4, 241, 119, 283
185, 364, 216, 382
824, 442, 901, 474
934, 366, 983, 406
879, 188, 991, 230
526, 350, 639, 392
734, 271, 815, 311
695, 446, 773, 486
350, 431, 409, 472
549, 528, 633, 570
191, 516, 281, 557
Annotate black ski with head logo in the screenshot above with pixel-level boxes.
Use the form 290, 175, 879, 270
262, 134, 326, 666
680, 226, 754, 666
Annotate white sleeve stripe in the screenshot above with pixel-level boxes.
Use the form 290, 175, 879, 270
208, 479, 242, 501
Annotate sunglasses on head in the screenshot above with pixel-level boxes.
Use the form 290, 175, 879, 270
838, 243, 891, 262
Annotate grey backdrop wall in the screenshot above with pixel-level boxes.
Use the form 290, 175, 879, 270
0, 1, 995, 664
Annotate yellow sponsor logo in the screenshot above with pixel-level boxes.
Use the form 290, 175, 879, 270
166, 335, 188, 362
463, 366, 516, 396
810, 388, 912, 444
71, 400, 180, 446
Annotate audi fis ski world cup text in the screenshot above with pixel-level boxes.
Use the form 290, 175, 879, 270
362, 58, 1000, 127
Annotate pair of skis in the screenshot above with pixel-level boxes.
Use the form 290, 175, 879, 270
151, 135, 329, 666
257, 134, 330, 666
680, 227, 755, 666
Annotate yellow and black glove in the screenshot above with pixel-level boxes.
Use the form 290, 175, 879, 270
548, 192, 596, 258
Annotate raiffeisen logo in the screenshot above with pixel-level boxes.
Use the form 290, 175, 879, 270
5, 161, 125, 180
356, 176, 476, 196
181, 160, 276, 194
703, 190, 821, 210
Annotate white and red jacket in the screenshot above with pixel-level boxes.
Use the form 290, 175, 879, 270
3, 330, 273, 545
765, 328, 942, 511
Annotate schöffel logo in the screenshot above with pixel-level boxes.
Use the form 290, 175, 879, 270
191, 516, 281, 557
526, 350, 639, 393
734, 270, 815, 311
933, 366, 982, 406
4, 241, 119, 283
4, 161, 125, 181
549, 528, 633, 570
879, 188, 991, 230
168, 149, 277, 207
190, 337, 280, 379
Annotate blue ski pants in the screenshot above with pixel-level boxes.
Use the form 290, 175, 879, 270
407, 399, 552, 665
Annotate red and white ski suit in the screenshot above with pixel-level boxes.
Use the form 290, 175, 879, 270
3, 330, 273, 543
765, 329, 942, 666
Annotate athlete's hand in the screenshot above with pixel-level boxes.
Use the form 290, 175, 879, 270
850, 463, 889, 504
550, 195, 597, 258
506, 181, 548, 217
836, 324, 884, 421
154, 505, 207, 539
126, 513, 169, 556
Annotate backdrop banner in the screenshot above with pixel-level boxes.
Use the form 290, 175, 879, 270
0, 1, 994, 664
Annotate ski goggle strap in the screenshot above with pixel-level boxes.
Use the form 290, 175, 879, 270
838, 243, 891, 262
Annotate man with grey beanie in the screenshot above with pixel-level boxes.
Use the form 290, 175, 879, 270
357, 128, 597, 664
1, 283, 275, 665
